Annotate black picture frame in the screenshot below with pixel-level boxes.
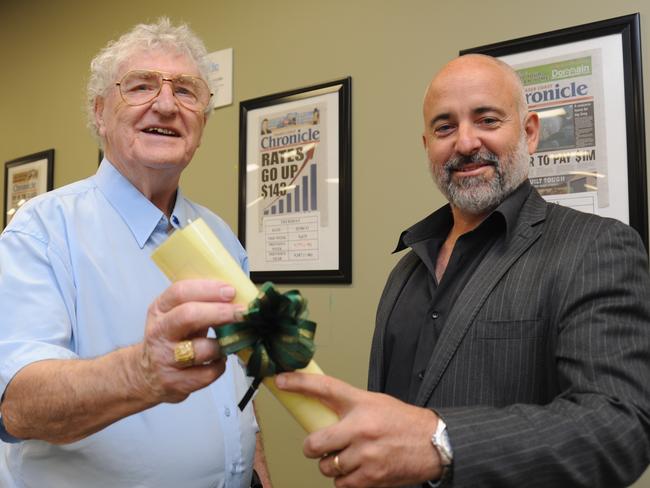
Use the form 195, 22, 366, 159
239, 78, 352, 283
461, 13, 647, 249
4, 149, 55, 228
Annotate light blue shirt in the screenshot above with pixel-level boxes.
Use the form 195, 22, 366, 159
0, 161, 257, 488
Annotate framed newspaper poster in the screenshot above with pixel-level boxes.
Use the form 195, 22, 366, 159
461, 14, 648, 249
239, 78, 352, 283
4, 149, 54, 228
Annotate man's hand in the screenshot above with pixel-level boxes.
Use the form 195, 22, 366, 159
275, 373, 443, 488
136, 279, 246, 404
1, 279, 247, 444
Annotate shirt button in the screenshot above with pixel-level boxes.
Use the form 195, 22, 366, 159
431, 311, 440, 319
417, 370, 426, 380
224, 407, 231, 417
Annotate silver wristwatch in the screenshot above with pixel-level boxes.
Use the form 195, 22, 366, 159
428, 418, 453, 486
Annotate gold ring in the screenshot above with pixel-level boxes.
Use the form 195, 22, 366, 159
332, 454, 345, 476
174, 340, 195, 367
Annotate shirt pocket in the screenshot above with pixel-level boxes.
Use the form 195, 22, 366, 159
463, 318, 552, 404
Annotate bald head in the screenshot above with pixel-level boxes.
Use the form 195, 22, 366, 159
424, 54, 528, 122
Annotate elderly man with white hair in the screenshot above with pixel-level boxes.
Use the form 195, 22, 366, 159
0, 18, 270, 488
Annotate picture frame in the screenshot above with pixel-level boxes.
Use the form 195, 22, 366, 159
461, 13, 648, 249
239, 77, 352, 283
4, 149, 54, 227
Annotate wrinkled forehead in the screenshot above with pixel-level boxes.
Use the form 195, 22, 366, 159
115, 46, 202, 80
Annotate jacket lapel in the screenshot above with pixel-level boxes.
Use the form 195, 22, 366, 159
414, 189, 548, 406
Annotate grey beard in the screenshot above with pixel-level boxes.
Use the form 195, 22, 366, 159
431, 136, 529, 215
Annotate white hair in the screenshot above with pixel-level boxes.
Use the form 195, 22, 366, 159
86, 17, 214, 140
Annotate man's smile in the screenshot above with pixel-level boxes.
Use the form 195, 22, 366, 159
142, 126, 180, 137
453, 161, 494, 173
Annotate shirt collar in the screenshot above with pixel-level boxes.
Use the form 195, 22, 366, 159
95, 159, 170, 248
169, 187, 190, 230
497, 179, 532, 237
393, 205, 453, 253
394, 179, 533, 253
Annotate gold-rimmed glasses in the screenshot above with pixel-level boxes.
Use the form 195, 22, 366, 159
115, 69, 213, 112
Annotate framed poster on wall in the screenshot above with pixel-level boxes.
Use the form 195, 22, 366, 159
4, 149, 54, 227
462, 14, 647, 249
239, 78, 352, 283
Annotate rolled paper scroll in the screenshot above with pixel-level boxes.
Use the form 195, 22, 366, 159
151, 218, 339, 433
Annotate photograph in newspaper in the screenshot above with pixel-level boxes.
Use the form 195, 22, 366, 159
240, 79, 351, 282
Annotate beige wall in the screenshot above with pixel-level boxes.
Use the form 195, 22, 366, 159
1, 0, 649, 486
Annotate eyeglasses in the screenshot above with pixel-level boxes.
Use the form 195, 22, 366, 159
115, 69, 213, 112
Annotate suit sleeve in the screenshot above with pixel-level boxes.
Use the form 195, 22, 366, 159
436, 220, 650, 487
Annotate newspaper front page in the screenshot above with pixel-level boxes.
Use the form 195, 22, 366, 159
256, 104, 327, 264
515, 50, 608, 214
245, 92, 340, 273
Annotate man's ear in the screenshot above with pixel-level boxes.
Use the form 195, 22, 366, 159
524, 111, 540, 154
94, 97, 106, 137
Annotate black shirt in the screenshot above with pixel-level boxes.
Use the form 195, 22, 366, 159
383, 181, 533, 403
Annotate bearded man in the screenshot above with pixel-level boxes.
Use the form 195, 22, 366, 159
276, 54, 650, 488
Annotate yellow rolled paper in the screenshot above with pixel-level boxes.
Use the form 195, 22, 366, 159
151, 218, 339, 433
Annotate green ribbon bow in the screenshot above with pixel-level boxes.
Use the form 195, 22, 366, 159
214, 282, 316, 410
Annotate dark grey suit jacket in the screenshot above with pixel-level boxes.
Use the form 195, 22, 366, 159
369, 187, 650, 487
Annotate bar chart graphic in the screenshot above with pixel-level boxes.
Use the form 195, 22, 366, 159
263, 161, 318, 217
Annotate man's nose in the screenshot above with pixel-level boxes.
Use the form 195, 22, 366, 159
454, 122, 482, 155
152, 81, 179, 114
